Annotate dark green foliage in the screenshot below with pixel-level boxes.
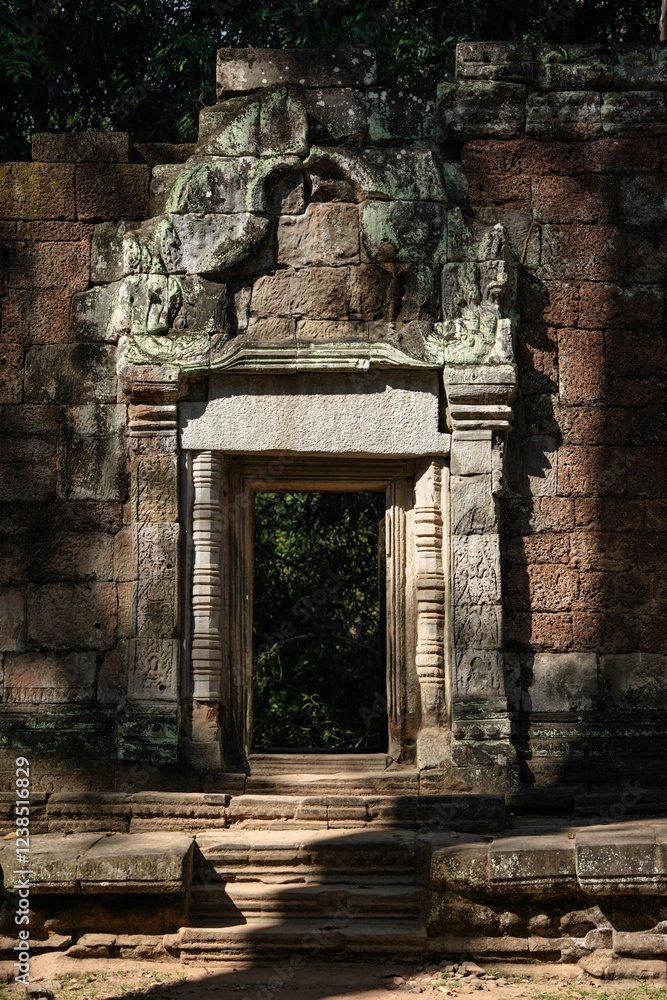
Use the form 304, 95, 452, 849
252, 490, 387, 751
0, 0, 660, 161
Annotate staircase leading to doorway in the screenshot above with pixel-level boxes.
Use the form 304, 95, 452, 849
172, 785, 505, 963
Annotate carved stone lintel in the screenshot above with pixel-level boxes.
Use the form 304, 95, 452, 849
191, 451, 223, 702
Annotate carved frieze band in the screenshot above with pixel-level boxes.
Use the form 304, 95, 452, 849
414, 458, 446, 724
191, 451, 224, 702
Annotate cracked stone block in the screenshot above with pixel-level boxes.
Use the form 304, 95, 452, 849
0, 833, 105, 891
58, 404, 126, 502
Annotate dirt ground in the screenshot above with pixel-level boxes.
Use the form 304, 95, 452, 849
3, 955, 667, 1000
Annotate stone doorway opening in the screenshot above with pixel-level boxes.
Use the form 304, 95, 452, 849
251, 489, 388, 754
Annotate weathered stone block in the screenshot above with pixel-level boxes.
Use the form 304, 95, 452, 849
452, 535, 501, 606
489, 833, 576, 891
558, 328, 605, 404
618, 174, 667, 226
166, 157, 251, 214
2, 288, 72, 344
150, 164, 185, 216
599, 653, 667, 708
278, 203, 359, 267
305, 147, 448, 203
576, 826, 658, 892
2, 650, 97, 703
0, 832, 104, 891
32, 133, 130, 163
25, 344, 116, 404
134, 456, 178, 522
526, 92, 603, 141
90, 221, 137, 284
451, 475, 497, 535
538, 225, 624, 281
532, 175, 616, 224
27, 582, 117, 650
250, 267, 349, 320
614, 46, 667, 90
135, 579, 178, 637
569, 532, 636, 572
361, 201, 446, 264
134, 142, 196, 166
0, 590, 25, 651
129, 638, 179, 701
0, 163, 75, 220
533, 46, 613, 91
524, 652, 598, 712
437, 81, 527, 142
456, 42, 533, 83
199, 87, 308, 158
558, 445, 626, 498
216, 48, 376, 97
366, 88, 435, 141
430, 838, 489, 892
30, 532, 115, 583
296, 319, 368, 344
578, 282, 663, 331
16, 220, 93, 241
76, 165, 150, 221
58, 404, 126, 502
303, 88, 366, 142
164, 212, 272, 276
601, 91, 667, 137
7, 240, 88, 291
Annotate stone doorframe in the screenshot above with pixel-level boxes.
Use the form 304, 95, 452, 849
120, 356, 517, 788
188, 454, 422, 767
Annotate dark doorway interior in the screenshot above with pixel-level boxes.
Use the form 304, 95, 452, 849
252, 490, 388, 752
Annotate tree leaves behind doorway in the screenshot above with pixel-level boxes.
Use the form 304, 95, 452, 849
252, 490, 387, 751
0, 0, 660, 161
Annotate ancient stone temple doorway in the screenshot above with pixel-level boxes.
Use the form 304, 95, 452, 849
251, 489, 388, 755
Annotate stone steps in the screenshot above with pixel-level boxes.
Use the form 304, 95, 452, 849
190, 879, 428, 920
186, 826, 431, 959
247, 754, 391, 774
194, 828, 421, 877
174, 918, 429, 962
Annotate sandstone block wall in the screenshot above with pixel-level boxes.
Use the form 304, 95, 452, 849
0, 43, 665, 799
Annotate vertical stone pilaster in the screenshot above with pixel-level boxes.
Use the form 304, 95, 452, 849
118, 402, 180, 763
191, 451, 223, 701
444, 367, 518, 790
414, 457, 448, 768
